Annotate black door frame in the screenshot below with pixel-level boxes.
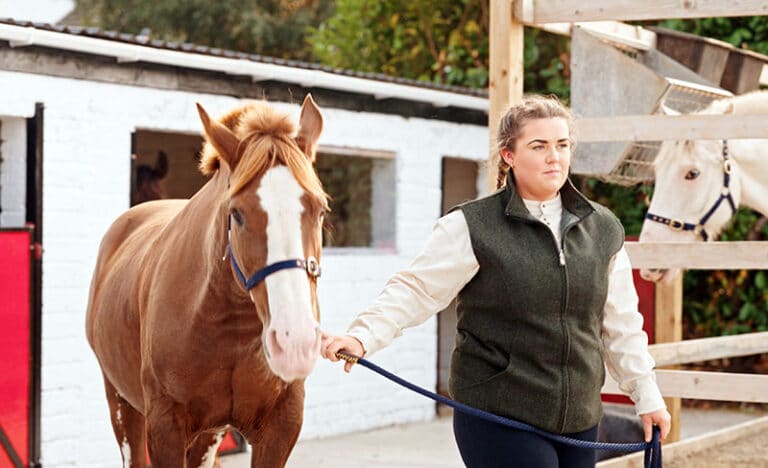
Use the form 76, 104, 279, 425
25, 103, 43, 468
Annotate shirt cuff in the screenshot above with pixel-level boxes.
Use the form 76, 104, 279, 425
630, 375, 667, 415
346, 326, 375, 356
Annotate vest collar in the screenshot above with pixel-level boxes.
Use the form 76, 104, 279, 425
503, 172, 594, 221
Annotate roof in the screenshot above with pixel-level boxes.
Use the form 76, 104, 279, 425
0, 18, 489, 112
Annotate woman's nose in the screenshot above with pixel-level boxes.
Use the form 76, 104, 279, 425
546, 146, 560, 162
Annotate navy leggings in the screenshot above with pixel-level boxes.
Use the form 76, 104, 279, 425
453, 410, 598, 468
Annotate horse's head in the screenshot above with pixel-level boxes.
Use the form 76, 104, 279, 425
197, 96, 328, 382
639, 105, 741, 282
133, 151, 169, 205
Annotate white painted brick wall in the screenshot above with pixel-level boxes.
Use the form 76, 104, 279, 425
0, 117, 27, 227
0, 69, 487, 466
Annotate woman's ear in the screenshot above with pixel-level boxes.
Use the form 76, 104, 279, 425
500, 147, 515, 168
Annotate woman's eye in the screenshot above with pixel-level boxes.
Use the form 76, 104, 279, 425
685, 169, 700, 180
231, 209, 244, 226
532, 145, 545, 151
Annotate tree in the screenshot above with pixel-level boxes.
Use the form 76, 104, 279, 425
74, 0, 334, 61
308, 0, 570, 97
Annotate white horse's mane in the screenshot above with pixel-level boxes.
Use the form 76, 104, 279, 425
654, 90, 768, 168
701, 90, 768, 115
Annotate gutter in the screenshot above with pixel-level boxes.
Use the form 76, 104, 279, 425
0, 22, 490, 113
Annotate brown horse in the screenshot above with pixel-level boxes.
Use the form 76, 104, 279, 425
86, 95, 328, 467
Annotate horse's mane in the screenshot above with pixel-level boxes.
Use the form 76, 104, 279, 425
655, 90, 768, 168
701, 89, 768, 115
199, 102, 328, 206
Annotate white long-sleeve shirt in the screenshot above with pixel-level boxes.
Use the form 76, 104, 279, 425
347, 195, 666, 416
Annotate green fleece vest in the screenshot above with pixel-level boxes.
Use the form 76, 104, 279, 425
449, 176, 624, 434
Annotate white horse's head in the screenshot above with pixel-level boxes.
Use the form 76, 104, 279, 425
639, 105, 741, 283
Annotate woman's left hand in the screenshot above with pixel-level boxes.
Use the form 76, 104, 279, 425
640, 409, 672, 442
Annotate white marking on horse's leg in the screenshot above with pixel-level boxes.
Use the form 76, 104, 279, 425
112, 392, 132, 467
198, 431, 225, 468
121, 437, 132, 468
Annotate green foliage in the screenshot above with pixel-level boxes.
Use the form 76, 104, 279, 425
308, 0, 570, 97
74, 0, 334, 60
578, 178, 652, 237
308, 0, 490, 87
683, 209, 768, 338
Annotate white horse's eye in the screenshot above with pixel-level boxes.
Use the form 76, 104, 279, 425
685, 169, 700, 180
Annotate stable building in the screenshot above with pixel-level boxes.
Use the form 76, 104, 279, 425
0, 19, 489, 467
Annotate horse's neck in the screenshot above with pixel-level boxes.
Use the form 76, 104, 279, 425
171, 170, 245, 304
734, 140, 768, 216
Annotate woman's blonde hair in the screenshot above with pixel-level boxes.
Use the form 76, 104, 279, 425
494, 94, 574, 188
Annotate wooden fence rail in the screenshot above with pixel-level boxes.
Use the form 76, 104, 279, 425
625, 241, 768, 269
576, 114, 768, 142
649, 331, 768, 366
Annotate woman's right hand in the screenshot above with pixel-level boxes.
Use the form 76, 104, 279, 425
321, 333, 365, 373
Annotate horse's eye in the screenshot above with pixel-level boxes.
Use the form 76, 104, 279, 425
231, 209, 244, 226
685, 169, 700, 180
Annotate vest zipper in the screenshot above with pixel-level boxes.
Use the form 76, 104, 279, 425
557, 221, 579, 433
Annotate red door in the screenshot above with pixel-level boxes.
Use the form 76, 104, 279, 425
0, 229, 33, 467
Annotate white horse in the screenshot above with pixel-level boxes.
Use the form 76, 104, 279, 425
639, 90, 768, 283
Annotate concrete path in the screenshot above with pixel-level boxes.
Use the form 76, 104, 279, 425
220, 406, 767, 467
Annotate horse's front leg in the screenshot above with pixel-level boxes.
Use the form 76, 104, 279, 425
145, 400, 189, 468
186, 431, 226, 468
240, 383, 305, 468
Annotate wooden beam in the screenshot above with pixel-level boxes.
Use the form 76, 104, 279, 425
649, 332, 768, 366
625, 241, 768, 270
537, 21, 657, 51
516, 0, 768, 23
654, 274, 682, 442
576, 114, 768, 142
603, 370, 768, 403
488, 0, 524, 191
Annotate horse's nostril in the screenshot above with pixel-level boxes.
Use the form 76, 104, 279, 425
268, 329, 283, 354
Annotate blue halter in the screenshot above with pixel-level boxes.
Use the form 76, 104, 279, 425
226, 215, 320, 291
645, 140, 736, 241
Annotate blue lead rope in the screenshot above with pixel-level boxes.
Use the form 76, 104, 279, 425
336, 352, 662, 468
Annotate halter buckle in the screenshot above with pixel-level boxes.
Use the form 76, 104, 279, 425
306, 256, 321, 277
723, 159, 732, 175
669, 220, 684, 231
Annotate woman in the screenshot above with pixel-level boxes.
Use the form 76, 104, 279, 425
321, 94, 671, 468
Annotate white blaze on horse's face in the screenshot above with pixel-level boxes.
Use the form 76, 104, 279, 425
639, 139, 741, 283
255, 165, 320, 382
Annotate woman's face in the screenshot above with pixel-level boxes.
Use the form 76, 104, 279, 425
500, 117, 571, 201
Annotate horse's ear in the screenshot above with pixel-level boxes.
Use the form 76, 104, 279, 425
196, 103, 241, 169
295, 94, 323, 163
154, 151, 169, 179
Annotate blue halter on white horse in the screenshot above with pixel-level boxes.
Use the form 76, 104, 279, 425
640, 90, 768, 283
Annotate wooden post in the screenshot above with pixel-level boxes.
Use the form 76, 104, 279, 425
654, 274, 683, 443
488, 0, 524, 191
